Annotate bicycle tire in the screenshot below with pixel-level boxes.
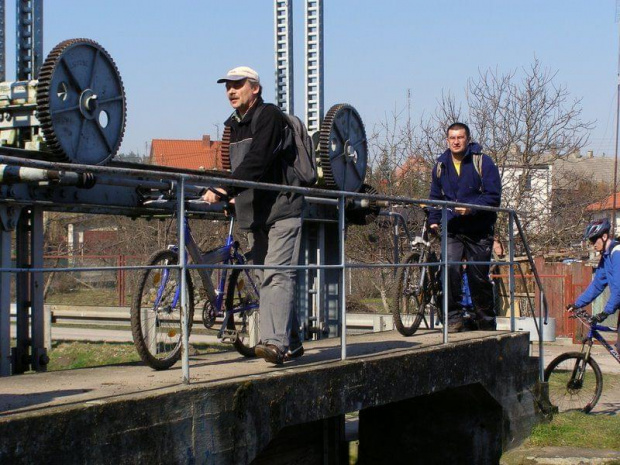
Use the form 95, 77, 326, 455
131, 249, 195, 370
544, 351, 603, 413
225, 268, 260, 357
393, 252, 432, 336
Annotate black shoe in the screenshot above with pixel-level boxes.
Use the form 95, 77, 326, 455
478, 319, 497, 331
463, 317, 479, 331
447, 319, 464, 333
285, 344, 304, 360
255, 344, 285, 365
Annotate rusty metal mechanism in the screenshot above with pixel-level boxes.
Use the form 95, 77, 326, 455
345, 183, 381, 225
36, 39, 126, 165
318, 103, 368, 192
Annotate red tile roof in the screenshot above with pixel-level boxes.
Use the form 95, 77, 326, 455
586, 192, 620, 212
150, 135, 222, 171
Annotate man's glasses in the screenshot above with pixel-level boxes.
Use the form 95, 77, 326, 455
589, 237, 600, 245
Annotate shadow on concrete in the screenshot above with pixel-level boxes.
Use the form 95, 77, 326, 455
0, 389, 93, 414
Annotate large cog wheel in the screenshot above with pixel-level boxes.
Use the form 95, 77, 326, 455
220, 126, 232, 171
319, 104, 368, 192
36, 39, 126, 165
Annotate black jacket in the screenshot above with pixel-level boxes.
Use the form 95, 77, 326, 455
226, 98, 304, 230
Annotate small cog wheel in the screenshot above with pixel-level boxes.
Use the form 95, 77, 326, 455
36, 39, 126, 165
319, 104, 368, 192
346, 184, 381, 225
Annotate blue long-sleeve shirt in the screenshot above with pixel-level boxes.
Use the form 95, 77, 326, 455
428, 143, 502, 235
575, 240, 620, 315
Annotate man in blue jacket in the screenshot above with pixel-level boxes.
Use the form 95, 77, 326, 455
428, 122, 502, 332
571, 218, 620, 352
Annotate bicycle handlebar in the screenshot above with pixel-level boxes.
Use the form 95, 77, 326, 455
567, 306, 591, 325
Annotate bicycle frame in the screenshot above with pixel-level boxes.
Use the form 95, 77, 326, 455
584, 322, 620, 364
163, 214, 260, 334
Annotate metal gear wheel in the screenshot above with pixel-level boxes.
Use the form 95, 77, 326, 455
220, 126, 232, 171
36, 38, 126, 165
318, 104, 368, 192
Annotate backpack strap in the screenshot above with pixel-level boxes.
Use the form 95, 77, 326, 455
434, 161, 444, 179
250, 103, 267, 134
434, 161, 445, 196
472, 153, 483, 179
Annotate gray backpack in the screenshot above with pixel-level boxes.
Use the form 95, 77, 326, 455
252, 104, 318, 187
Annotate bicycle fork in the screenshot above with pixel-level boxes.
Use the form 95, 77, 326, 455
569, 341, 594, 389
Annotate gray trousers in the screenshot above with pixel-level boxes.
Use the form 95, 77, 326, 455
248, 217, 302, 351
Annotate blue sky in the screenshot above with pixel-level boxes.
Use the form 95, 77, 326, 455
15, 1, 619, 157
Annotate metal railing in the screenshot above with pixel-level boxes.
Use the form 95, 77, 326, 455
0, 153, 550, 383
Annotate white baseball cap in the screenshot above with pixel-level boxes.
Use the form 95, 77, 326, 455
216, 66, 260, 84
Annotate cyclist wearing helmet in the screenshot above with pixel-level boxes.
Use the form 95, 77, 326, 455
569, 218, 620, 351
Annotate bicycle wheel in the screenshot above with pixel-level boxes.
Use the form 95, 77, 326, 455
393, 252, 432, 336
225, 268, 260, 357
131, 249, 195, 370
544, 351, 603, 413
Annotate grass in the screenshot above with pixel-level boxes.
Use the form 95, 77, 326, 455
46, 340, 231, 371
47, 340, 141, 370
46, 288, 128, 306
524, 372, 620, 450
526, 410, 620, 450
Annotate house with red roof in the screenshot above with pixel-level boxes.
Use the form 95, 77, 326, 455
149, 135, 222, 171
586, 192, 620, 236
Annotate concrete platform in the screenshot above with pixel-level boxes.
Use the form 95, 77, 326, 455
0, 329, 542, 464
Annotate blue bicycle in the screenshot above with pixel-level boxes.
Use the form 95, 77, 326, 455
545, 307, 620, 413
130, 195, 260, 370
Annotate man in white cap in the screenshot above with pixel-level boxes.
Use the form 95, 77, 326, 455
203, 66, 304, 364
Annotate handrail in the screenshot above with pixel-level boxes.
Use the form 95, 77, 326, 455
0, 153, 552, 383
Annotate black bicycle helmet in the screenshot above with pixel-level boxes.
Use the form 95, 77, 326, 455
583, 218, 611, 241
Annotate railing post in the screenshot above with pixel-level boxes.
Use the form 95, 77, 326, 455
339, 195, 347, 360
392, 213, 399, 277
441, 206, 448, 344
508, 212, 516, 332
177, 178, 190, 384
539, 289, 545, 381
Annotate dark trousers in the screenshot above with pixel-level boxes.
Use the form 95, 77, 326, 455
446, 233, 495, 322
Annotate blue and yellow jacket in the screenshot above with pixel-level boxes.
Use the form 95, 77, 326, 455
576, 240, 620, 316
428, 143, 501, 236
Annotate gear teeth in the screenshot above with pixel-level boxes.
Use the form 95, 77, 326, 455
318, 103, 367, 192
36, 38, 126, 165
220, 126, 231, 171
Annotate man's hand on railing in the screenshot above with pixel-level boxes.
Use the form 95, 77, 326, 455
202, 187, 229, 204
566, 303, 576, 313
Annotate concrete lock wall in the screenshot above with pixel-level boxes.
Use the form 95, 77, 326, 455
0, 333, 542, 464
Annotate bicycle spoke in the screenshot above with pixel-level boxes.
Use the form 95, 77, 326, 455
131, 250, 194, 370
545, 352, 602, 413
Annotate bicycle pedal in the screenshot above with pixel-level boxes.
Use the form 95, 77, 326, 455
220, 329, 238, 344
